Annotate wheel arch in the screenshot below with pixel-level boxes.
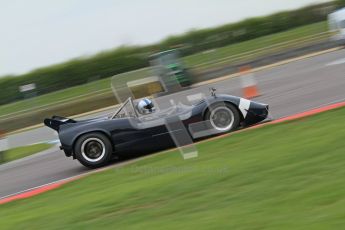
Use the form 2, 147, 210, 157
202, 101, 244, 122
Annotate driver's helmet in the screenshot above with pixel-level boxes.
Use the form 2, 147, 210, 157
137, 98, 155, 115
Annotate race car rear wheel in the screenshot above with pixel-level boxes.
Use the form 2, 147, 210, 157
206, 103, 240, 132
74, 132, 113, 168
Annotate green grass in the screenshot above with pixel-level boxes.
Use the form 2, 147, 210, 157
0, 143, 53, 164
0, 77, 112, 118
0, 68, 151, 119
184, 21, 328, 70
1, 106, 344, 229
0, 21, 328, 118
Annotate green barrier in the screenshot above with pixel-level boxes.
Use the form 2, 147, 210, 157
0, 133, 7, 164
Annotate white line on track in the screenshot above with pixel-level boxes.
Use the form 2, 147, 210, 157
0, 175, 77, 200
326, 58, 345, 66
0, 149, 172, 201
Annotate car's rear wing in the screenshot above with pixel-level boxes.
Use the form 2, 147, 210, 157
44, 116, 76, 132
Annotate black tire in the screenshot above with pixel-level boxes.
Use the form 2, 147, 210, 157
205, 103, 240, 133
74, 132, 113, 168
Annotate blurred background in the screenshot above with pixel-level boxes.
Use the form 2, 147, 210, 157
0, 0, 345, 142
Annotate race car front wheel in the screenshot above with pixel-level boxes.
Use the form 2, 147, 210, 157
206, 103, 240, 133
74, 132, 113, 168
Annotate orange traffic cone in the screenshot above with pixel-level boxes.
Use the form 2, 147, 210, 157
239, 65, 260, 99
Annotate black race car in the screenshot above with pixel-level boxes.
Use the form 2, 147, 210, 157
44, 91, 269, 168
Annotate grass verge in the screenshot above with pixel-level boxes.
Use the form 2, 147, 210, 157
0, 143, 53, 164
184, 21, 328, 69
0, 106, 344, 229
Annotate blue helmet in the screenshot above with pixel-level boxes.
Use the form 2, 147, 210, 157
137, 98, 155, 114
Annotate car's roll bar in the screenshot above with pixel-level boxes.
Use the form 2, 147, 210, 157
110, 97, 139, 119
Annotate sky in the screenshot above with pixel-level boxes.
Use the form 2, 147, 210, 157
0, 0, 330, 76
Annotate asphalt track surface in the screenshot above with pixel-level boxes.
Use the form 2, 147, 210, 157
1, 48, 345, 199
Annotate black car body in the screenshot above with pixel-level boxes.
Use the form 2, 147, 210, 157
44, 93, 269, 168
